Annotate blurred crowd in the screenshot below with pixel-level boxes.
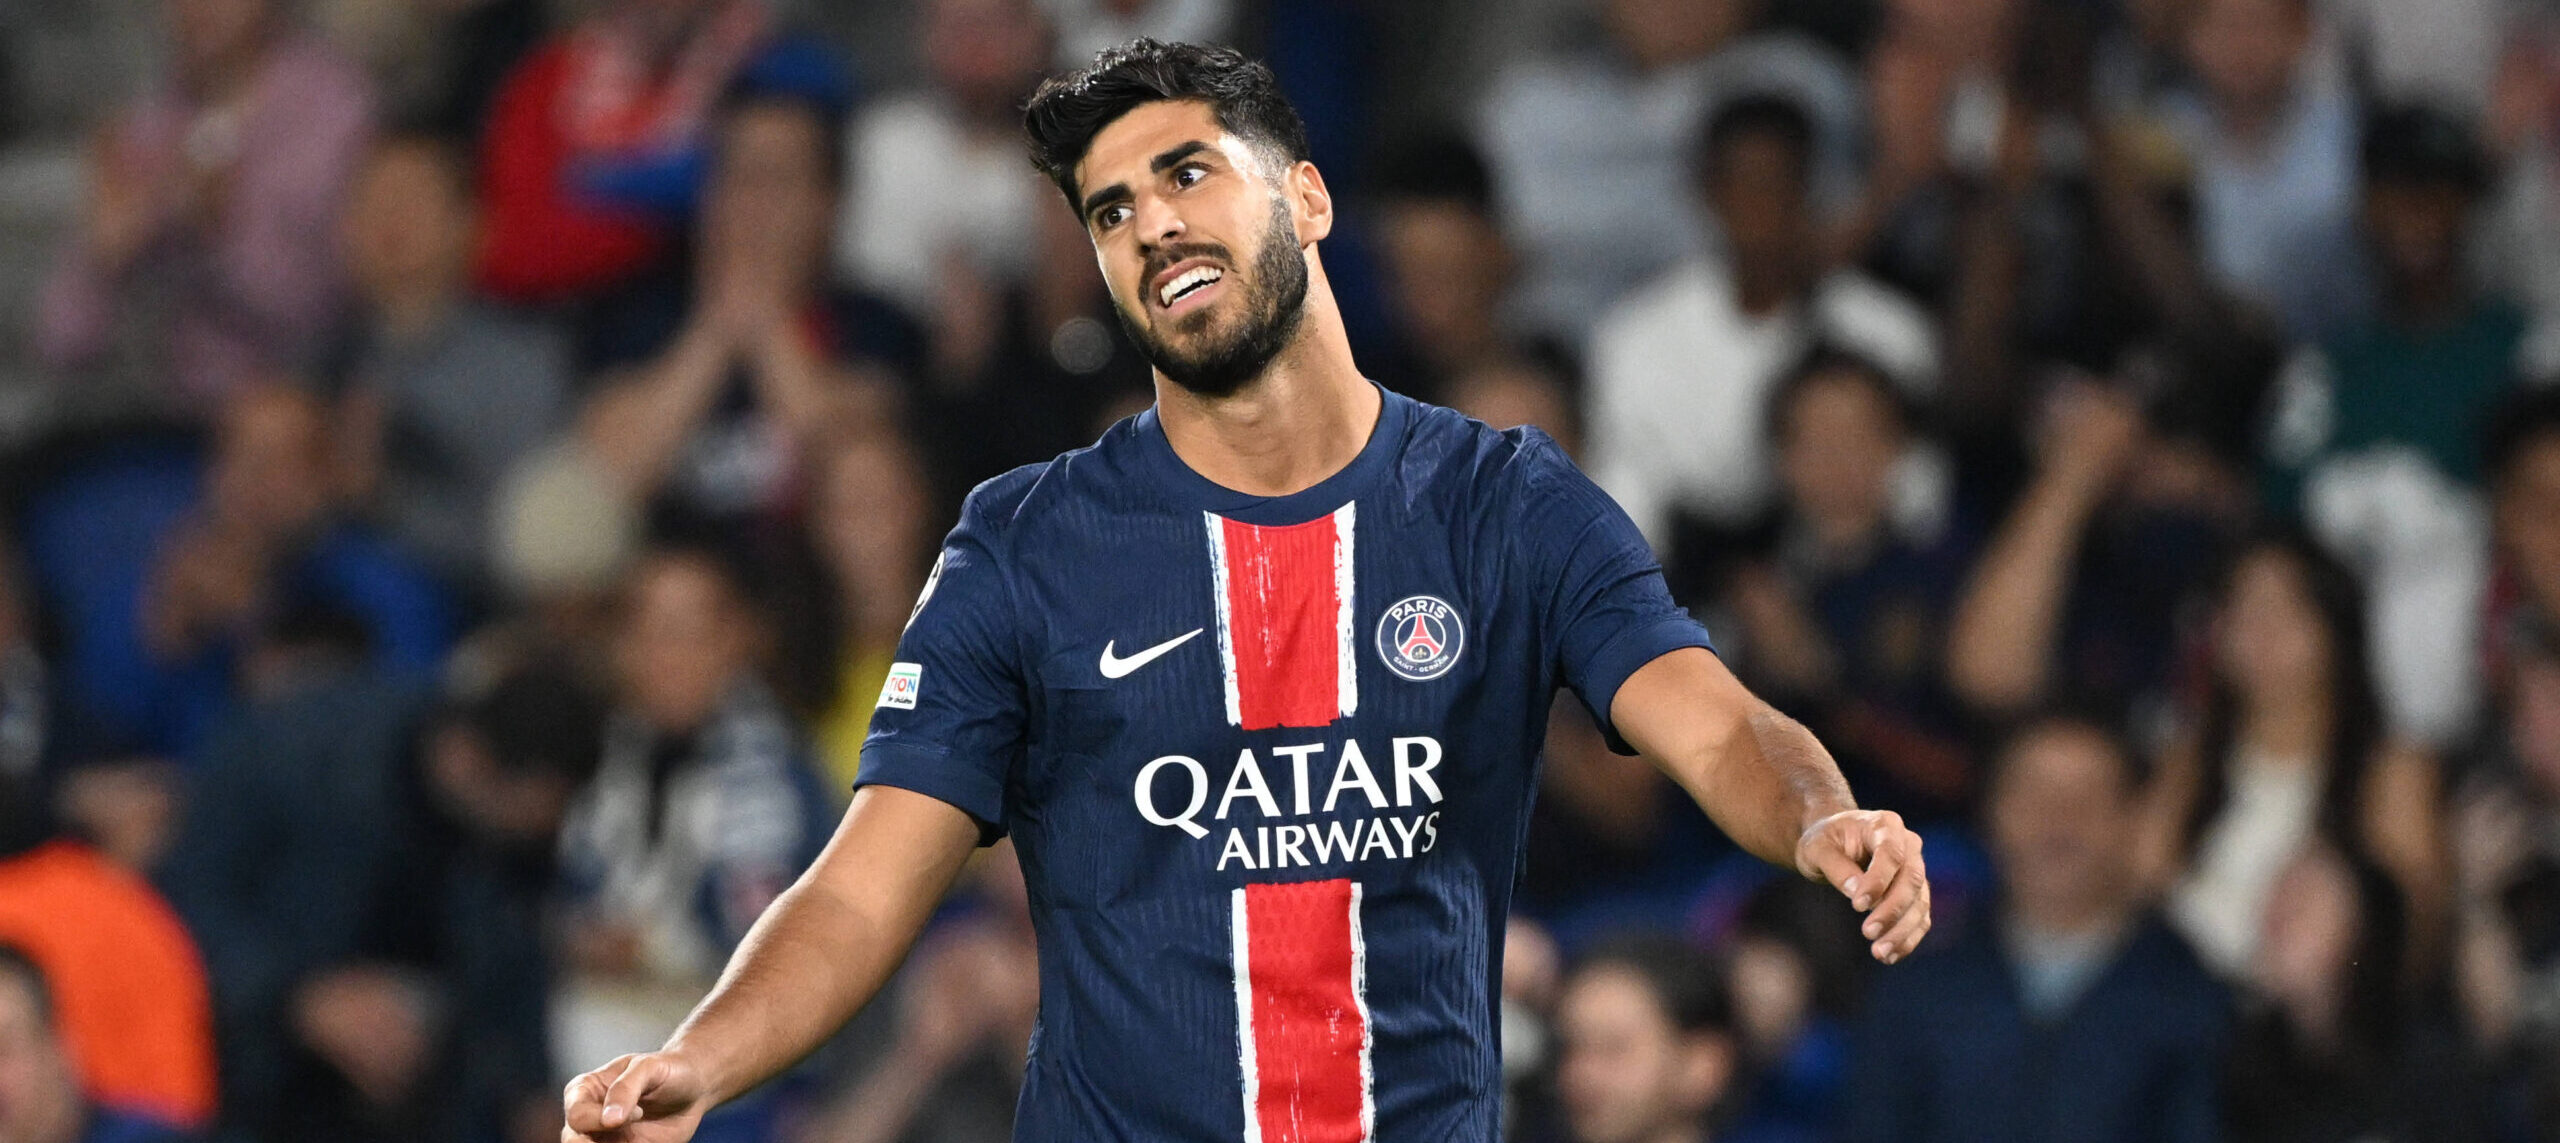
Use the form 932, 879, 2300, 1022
1, 0, 2559, 1141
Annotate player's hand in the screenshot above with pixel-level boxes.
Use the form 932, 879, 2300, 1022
1795, 809, 1931, 964
561, 1051, 713, 1143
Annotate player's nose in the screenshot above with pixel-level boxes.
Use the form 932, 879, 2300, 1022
1134, 193, 1186, 251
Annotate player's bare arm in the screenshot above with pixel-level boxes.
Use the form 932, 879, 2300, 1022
1611, 646, 1933, 963
560, 786, 980, 1142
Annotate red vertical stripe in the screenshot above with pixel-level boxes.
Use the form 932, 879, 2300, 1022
1220, 516, 1343, 730
1241, 879, 1370, 1143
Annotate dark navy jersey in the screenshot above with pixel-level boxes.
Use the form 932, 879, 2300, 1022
858, 387, 1714, 1142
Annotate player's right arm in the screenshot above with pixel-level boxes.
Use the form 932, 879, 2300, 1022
560, 785, 981, 1142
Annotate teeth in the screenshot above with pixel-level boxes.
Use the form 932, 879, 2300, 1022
1158, 266, 1222, 307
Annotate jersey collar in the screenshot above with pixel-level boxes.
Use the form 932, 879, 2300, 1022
1133, 382, 1411, 526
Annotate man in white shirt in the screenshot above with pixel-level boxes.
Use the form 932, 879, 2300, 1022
1475, 0, 1860, 344
1587, 95, 1937, 554
836, 0, 1054, 317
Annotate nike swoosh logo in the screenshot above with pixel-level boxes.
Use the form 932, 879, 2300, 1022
1099, 628, 1204, 679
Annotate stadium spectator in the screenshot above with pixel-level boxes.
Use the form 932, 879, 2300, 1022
1445, 359, 1581, 459
550, 547, 830, 1113
0, 772, 213, 1131
2486, 387, 2560, 677
1586, 95, 1937, 559
35, 0, 375, 412
1039, 0, 1234, 72
329, 129, 571, 597
2222, 841, 2493, 1142
2160, 0, 2367, 340
2143, 534, 2446, 981
835, 0, 1052, 322
1719, 352, 1975, 821
1722, 878, 1869, 1142
2448, 612, 2560, 1139
23, 386, 453, 768
578, 87, 921, 551
1361, 129, 1532, 404
472, 0, 846, 305
792, 844, 1037, 1143
0, 946, 195, 1143
2326, 0, 2513, 114
1943, 376, 2248, 722
1549, 934, 1759, 1143
1846, 715, 2230, 1143
2091, 0, 2205, 115
2265, 104, 2517, 746
901, 168, 1149, 502
808, 429, 937, 792
160, 657, 603, 1143
1476, 0, 1860, 343
1864, 0, 2269, 447
1834, 0, 2029, 272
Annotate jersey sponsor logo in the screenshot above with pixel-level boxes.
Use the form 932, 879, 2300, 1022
1232, 879, 1373, 1143
876, 662, 922, 710
1375, 595, 1464, 681
1132, 736, 1445, 872
1206, 506, 1358, 730
1100, 628, 1205, 679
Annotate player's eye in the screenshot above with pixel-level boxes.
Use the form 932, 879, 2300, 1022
1174, 164, 1207, 188
1092, 203, 1131, 230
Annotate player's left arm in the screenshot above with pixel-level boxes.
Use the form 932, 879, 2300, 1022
1611, 646, 1932, 963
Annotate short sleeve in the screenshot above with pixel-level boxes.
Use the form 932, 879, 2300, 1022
855, 494, 1028, 839
1507, 433, 1715, 753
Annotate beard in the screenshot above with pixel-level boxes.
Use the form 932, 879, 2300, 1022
1115, 195, 1310, 399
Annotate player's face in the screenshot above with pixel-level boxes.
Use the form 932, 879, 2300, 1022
1074, 100, 1317, 398
1554, 969, 1727, 1143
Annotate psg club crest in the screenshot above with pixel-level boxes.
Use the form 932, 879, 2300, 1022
1376, 595, 1465, 681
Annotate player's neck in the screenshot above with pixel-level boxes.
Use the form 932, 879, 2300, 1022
1153, 269, 1381, 500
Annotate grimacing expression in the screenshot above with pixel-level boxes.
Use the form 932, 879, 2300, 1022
1074, 100, 1316, 398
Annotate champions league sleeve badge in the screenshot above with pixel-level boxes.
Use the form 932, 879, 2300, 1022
1376, 596, 1465, 681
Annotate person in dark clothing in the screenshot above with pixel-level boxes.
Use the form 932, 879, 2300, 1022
1549, 934, 1772, 1143
574, 83, 926, 561
159, 657, 606, 1143
1722, 351, 1977, 822
2223, 840, 2494, 1143
0, 946, 194, 1143
1847, 714, 2230, 1143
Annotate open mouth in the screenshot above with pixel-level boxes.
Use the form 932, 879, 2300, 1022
1153, 263, 1227, 315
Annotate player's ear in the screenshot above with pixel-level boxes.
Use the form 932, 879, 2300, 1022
1286, 159, 1333, 246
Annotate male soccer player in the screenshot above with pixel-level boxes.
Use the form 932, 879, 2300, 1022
561, 39, 1930, 1143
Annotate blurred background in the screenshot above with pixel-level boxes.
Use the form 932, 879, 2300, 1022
0, 0, 2557, 1141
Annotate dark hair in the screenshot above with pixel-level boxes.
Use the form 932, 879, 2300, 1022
719, 82, 851, 193
1989, 706, 2152, 798
1764, 347, 1912, 446
2184, 531, 2383, 862
2485, 384, 2560, 490
366, 123, 479, 198
0, 944, 52, 1026
1570, 932, 1734, 1036
1368, 127, 1496, 214
2361, 101, 2490, 195
1023, 39, 1312, 209
1734, 878, 1870, 1020
1694, 93, 1815, 187
461, 660, 607, 783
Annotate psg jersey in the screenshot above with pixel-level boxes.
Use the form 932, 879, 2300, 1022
858, 386, 1714, 1141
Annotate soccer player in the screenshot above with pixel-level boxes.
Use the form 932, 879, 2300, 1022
561, 39, 1930, 1143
